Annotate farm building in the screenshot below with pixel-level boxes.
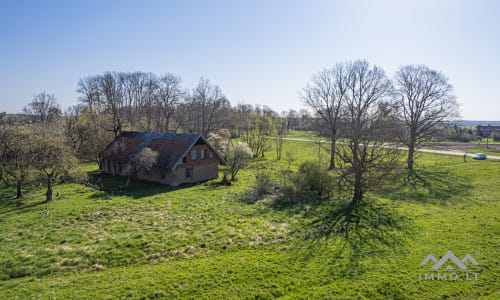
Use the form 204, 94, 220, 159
101, 131, 222, 186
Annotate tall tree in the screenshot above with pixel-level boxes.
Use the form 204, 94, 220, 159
303, 65, 349, 169
155, 73, 183, 132
185, 78, 228, 136
394, 65, 458, 173
337, 60, 400, 204
23, 92, 61, 126
99, 72, 124, 137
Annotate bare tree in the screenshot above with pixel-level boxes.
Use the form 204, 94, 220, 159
99, 72, 124, 137
155, 73, 183, 132
24, 92, 60, 126
185, 78, 228, 136
303, 65, 349, 169
394, 65, 459, 173
337, 60, 400, 205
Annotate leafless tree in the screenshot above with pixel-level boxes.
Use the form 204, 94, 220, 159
302, 65, 350, 169
155, 73, 183, 132
78, 76, 103, 112
337, 60, 400, 205
99, 72, 124, 137
184, 78, 228, 136
394, 65, 459, 173
23, 92, 61, 125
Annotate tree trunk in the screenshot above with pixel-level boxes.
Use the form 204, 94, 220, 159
45, 177, 53, 202
329, 134, 336, 170
352, 170, 364, 203
16, 180, 23, 199
407, 140, 415, 173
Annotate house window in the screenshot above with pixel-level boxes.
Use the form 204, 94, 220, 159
185, 168, 193, 178
182, 156, 187, 163
191, 149, 197, 160
201, 149, 206, 160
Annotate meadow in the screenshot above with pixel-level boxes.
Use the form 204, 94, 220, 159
0, 138, 498, 299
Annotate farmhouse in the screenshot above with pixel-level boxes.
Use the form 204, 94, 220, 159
101, 131, 221, 186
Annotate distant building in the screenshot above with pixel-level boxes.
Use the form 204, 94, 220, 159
477, 125, 500, 137
101, 131, 221, 186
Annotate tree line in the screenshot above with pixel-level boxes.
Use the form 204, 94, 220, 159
1, 60, 459, 208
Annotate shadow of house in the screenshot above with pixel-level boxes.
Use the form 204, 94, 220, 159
101, 131, 222, 186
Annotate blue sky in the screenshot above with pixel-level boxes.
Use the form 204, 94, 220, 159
1, 0, 499, 120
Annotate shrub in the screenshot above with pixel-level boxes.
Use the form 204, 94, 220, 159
293, 161, 335, 200
255, 170, 272, 196
281, 183, 298, 201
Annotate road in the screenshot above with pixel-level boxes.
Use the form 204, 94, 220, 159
278, 137, 500, 160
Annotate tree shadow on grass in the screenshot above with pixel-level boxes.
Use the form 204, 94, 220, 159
289, 198, 412, 279
385, 167, 472, 205
0, 187, 48, 216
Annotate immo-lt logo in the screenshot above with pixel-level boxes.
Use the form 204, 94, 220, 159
419, 250, 480, 281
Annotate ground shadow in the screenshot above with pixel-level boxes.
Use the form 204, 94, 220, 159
87, 172, 226, 200
0, 187, 48, 216
385, 167, 472, 205
290, 198, 412, 278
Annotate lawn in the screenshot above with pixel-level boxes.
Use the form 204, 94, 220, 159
0, 139, 498, 299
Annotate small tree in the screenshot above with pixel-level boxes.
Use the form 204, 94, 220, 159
227, 142, 252, 181
207, 129, 231, 162
0, 126, 33, 200
123, 147, 159, 188
274, 116, 287, 160
31, 137, 80, 202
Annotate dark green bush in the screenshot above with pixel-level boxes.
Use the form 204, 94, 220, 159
281, 161, 336, 203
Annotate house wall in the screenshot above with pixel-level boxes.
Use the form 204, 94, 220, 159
102, 160, 125, 176
101, 143, 220, 186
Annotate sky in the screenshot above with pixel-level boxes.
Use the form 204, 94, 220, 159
0, 0, 499, 120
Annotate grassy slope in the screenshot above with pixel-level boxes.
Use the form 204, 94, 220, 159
0, 140, 498, 299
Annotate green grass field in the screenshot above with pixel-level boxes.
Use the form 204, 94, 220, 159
0, 139, 498, 299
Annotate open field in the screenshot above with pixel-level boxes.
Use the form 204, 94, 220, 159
0, 139, 498, 299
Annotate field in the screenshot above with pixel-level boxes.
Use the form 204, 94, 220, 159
0, 139, 498, 299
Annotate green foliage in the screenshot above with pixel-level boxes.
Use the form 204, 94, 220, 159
226, 141, 252, 181
290, 161, 336, 201
254, 169, 272, 196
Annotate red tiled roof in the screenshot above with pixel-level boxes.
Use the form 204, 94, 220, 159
101, 136, 143, 162
101, 131, 220, 170
149, 139, 194, 169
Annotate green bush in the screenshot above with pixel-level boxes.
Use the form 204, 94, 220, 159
255, 170, 272, 196
287, 161, 336, 202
